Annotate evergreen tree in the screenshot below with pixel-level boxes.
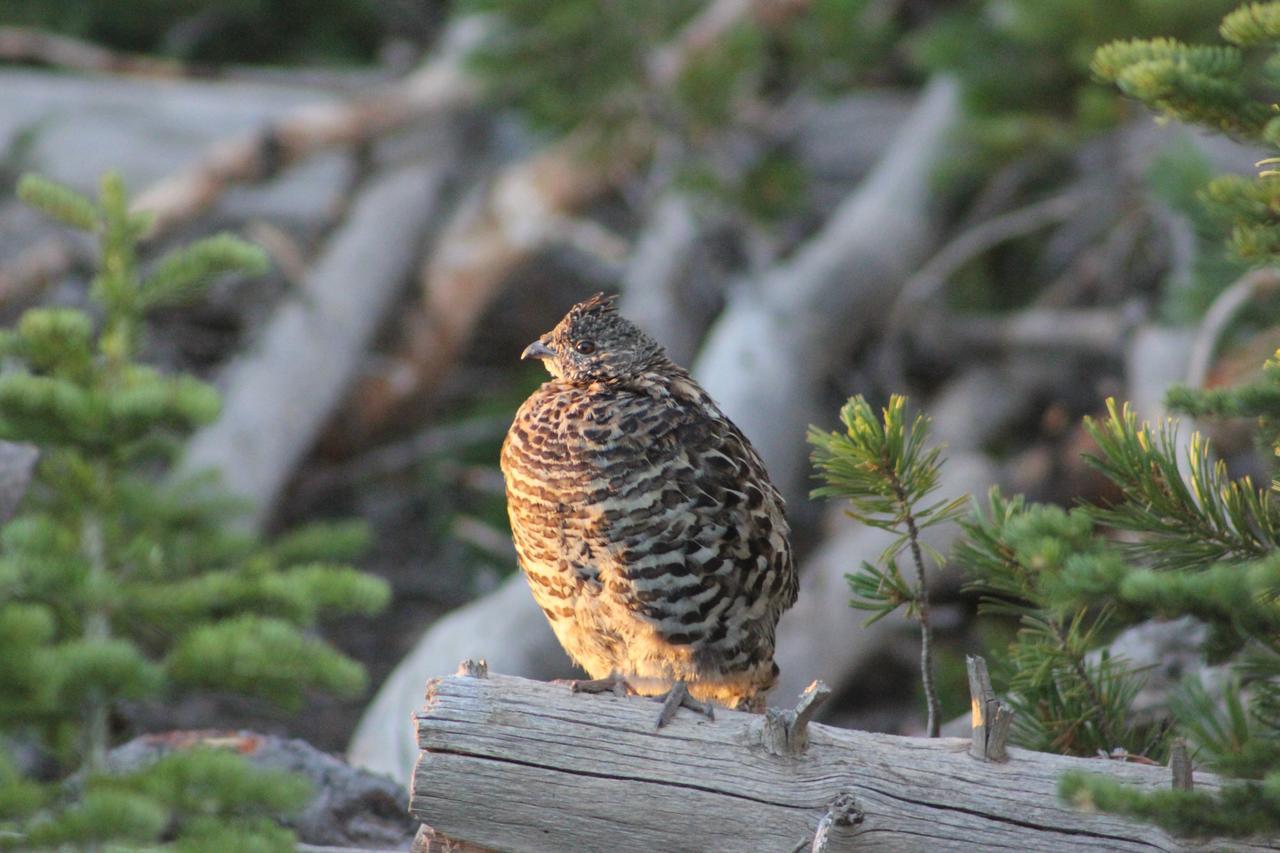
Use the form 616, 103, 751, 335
912, 0, 1238, 177
811, 386, 1280, 837
1049, 394, 1280, 836
1094, 1, 1280, 263
1059, 4, 1280, 829
954, 488, 1159, 759
0, 172, 390, 850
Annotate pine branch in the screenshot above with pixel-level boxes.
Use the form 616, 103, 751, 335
1094, 4, 1280, 265
1084, 399, 1279, 571
810, 394, 966, 738
889, 456, 941, 739
1220, 2, 1280, 46
1060, 769, 1280, 838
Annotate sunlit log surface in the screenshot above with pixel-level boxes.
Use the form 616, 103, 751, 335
411, 672, 1280, 853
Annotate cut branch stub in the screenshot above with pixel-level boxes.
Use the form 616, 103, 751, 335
1171, 737, 1193, 791
413, 823, 494, 853
758, 680, 832, 756
456, 658, 489, 678
967, 655, 1014, 762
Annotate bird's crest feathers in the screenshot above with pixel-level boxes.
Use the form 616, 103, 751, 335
568, 292, 620, 321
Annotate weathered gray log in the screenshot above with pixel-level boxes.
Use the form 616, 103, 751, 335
693, 76, 959, 503
619, 93, 918, 367
0, 18, 483, 305
181, 157, 453, 525
912, 307, 1129, 360
411, 672, 1279, 853
347, 574, 572, 780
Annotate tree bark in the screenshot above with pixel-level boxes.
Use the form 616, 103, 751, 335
411, 671, 1279, 853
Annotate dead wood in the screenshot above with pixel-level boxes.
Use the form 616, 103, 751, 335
913, 307, 1129, 360
410, 672, 1279, 852
1185, 267, 1280, 392
351, 0, 815, 433
181, 159, 453, 525
0, 26, 189, 77
692, 76, 961, 501
0, 17, 484, 306
618, 193, 707, 364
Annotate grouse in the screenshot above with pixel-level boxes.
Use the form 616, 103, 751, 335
500, 293, 797, 726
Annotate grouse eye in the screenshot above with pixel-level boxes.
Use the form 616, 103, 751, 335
575, 340, 596, 355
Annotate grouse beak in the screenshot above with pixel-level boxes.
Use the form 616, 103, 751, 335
521, 340, 556, 361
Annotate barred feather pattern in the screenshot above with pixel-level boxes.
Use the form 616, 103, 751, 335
501, 296, 796, 711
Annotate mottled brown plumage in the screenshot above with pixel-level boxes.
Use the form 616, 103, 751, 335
500, 293, 796, 717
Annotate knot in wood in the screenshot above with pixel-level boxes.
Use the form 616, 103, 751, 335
810, 791, 864, 852
825, 792, 864, 827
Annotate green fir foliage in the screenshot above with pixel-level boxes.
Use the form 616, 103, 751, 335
1059, 768, 1280, 838
955, 491, 1156, 757
1094, 2, 1280, 264
1143, 138, 1250, 322
810, 394, 967, 736
0, 172, 390, 848
1083, 399, 1278, 571
814, 359, 1280, 833
1033, 388, 1280, 833
14, 749, 309, 851
913, 0, 1239, 162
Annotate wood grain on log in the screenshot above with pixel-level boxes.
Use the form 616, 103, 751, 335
411, 672, 1278, 852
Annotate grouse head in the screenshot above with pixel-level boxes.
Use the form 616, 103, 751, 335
521, 293, 667, 384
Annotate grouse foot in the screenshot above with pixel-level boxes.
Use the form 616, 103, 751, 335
556, 675, 633, 697
653, 681, 715, 729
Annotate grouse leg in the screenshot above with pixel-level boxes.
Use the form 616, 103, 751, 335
653, 681, 715, 729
